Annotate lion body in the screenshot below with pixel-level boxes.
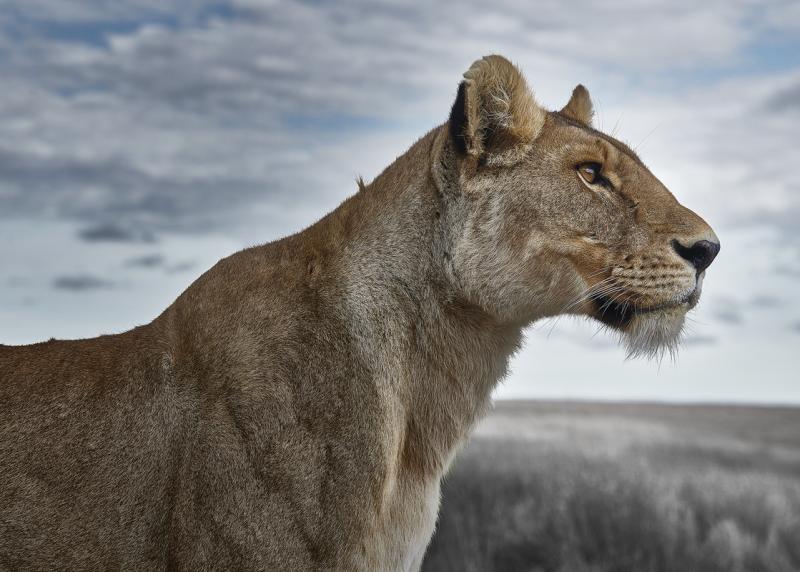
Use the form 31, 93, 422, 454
0, 129, 518, 570
0, 56, 717, 571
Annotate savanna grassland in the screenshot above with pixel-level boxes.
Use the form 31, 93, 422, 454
422, 401, 800, 572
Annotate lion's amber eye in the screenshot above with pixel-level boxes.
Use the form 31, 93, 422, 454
577, 162, 612, 189
578, 162, 602, 184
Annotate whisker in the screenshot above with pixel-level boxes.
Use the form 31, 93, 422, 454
559, 280, 619, 315
633, 121, 663, 153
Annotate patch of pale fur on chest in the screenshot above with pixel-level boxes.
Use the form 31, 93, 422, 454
359, 476, 442, 572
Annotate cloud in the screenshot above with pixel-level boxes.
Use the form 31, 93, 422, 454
712, 309, 744, 325
0, 0, 798, 244
124, 253, 164, 267
766, 80, 800, 111
749, 295, 783, 309
683, 335, 717, 347
775, 264, 800, 278
165, 261, 196, 274
79, 222, 156, 243
122, 253, 195, 272
5, 276, 31, 288
52, 274, 115, 291
0, 1, 184, 24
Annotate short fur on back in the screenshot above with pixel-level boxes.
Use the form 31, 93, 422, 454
0, 55, 718, 571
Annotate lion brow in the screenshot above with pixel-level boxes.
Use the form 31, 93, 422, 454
551, 111, 645, 167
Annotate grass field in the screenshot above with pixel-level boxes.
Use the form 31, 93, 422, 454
422, 401, 800, 572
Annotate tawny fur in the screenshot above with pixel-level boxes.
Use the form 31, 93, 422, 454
0, 55, 717, 571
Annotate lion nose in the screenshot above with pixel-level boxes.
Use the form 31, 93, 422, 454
671, 239, 720, 274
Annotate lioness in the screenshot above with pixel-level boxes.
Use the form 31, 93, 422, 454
0, 55, 719, 571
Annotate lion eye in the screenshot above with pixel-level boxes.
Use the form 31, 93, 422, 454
577, 162, 604, 185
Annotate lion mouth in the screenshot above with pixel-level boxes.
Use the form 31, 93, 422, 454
590, 292, 694, 329
590, 294, 636, 328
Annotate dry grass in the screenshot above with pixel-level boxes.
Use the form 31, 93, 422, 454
422, 401, 800, 572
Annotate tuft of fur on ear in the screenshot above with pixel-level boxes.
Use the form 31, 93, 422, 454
559, 84, 594, 126
449, 55, 545, 161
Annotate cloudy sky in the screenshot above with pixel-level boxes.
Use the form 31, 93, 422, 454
1, 0, 799, 403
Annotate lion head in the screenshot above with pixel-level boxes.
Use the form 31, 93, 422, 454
433, 55, 719, 358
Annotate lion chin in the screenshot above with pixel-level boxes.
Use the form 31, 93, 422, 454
621, 307, 687, 360
589, 296, 694, 361
589, 278, 704, 360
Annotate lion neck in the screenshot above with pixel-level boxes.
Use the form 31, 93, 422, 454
328, 126, 523, 479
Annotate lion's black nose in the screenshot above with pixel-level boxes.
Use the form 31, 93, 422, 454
672, 239, 720, 274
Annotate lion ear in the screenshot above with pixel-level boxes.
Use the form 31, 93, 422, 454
560, 84, 594, 126
448, 55, 545, 160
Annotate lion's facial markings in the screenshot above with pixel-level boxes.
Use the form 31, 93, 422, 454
587, 257, 697, 320
442, 55, 719, 358
549, 129, 718, 359
578, 239, 717, 359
